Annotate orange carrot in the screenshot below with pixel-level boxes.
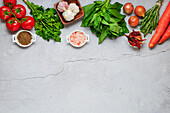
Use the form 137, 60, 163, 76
159, 25, 170, 44
149, 1, 170, 48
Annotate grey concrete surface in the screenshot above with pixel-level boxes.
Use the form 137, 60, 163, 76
0, 0, 170, 113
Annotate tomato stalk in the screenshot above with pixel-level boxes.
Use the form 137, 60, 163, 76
10, 10, 21, 24
3, 10, 11, 19
5, 2, 12, 8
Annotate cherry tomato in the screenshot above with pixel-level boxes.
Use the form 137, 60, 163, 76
0, 6, 12, 20
128, 16, 139, 27
6, 17, 20, 31
3, 0, 17, 8
21, 16, 35, 30
12, 4, 26, 19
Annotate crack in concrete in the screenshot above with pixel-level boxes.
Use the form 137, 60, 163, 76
64, 48, 170, 63
138, 48, 170, 57
167, 87, 170, 93
0, 67, 64, 82
65, 58, 101, 63
0, 48, 169, 82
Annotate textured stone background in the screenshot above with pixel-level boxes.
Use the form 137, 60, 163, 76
0, 0, 170, 113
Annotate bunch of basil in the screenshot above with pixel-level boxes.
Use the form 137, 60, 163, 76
81, 0, 129, 44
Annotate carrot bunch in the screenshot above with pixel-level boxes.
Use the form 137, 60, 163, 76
149, 1, 170, 48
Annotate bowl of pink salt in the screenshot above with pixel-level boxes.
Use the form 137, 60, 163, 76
66, 30, 89, 47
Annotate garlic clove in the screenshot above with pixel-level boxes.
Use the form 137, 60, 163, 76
62, 10, 75, 21
57, 1, 68, 12
68, 3, 80, 16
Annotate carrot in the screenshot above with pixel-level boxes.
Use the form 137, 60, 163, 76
159, 25, 170, 44
149, 1, 170, 48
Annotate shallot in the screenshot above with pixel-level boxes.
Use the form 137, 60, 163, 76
128, 16, 139, 27
123, 3, 134, 15
135, 5, 146, 17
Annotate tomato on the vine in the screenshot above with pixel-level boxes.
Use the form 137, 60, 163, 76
3, 0, 17, 8
6, 17, 20, 31
0, 6, 12, 20
12, 4, 26, 19
21, 16, 35, 30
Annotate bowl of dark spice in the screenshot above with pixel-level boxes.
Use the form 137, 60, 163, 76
12, 30, 36, 48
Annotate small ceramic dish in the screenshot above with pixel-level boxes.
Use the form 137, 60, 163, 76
54, 0, 84, 25
66, 30, 89, 47
128, 42, 145, 49
12, 30, 36, 48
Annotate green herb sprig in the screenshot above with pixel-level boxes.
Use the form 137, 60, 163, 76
24, 0, 64, 42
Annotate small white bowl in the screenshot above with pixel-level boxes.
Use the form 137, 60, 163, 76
66, 30, 89, 47
12, 30, 36, 48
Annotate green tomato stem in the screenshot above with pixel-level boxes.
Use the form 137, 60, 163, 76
10, 11, 21, 24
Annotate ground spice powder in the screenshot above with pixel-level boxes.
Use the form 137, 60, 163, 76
17, 31, 32, 45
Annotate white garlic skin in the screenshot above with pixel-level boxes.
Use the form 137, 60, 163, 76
68, 3, 80, 16
62, 10, 75, 21
57, 1, 68, 12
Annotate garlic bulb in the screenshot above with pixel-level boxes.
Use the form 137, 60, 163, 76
62, 10, 75, 21
57, 1, 68, 12
68, 3, 80, 16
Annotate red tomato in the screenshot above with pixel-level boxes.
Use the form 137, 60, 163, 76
21, 16, 35, 30
12, 4, 26, 19
0, 6, 12, 20
6, 17, 20, 31
3, 0, 17, 8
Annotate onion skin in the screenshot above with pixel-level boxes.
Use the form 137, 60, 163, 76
128, 16, 139, 27
135, 5, 146, 18
123, 3, 134, 15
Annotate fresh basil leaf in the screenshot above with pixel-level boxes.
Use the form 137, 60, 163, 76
100, 24, 103, 30
108, 2, 123, 12
94, 1, 103, 5
102, 19, 110, 25
90, 26, 96, 33
103, 13, 110, 22
110, 30, 119, 37
112, 18, 123, 23
120, 21, 129, 33
108, 9, 126, 19
94, 19, 99, 29
99, 27, 108, 44
110, 23, 121, 34
83, 3, 95, 19
81, 7, 100, 27
90, 13, 98, 24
